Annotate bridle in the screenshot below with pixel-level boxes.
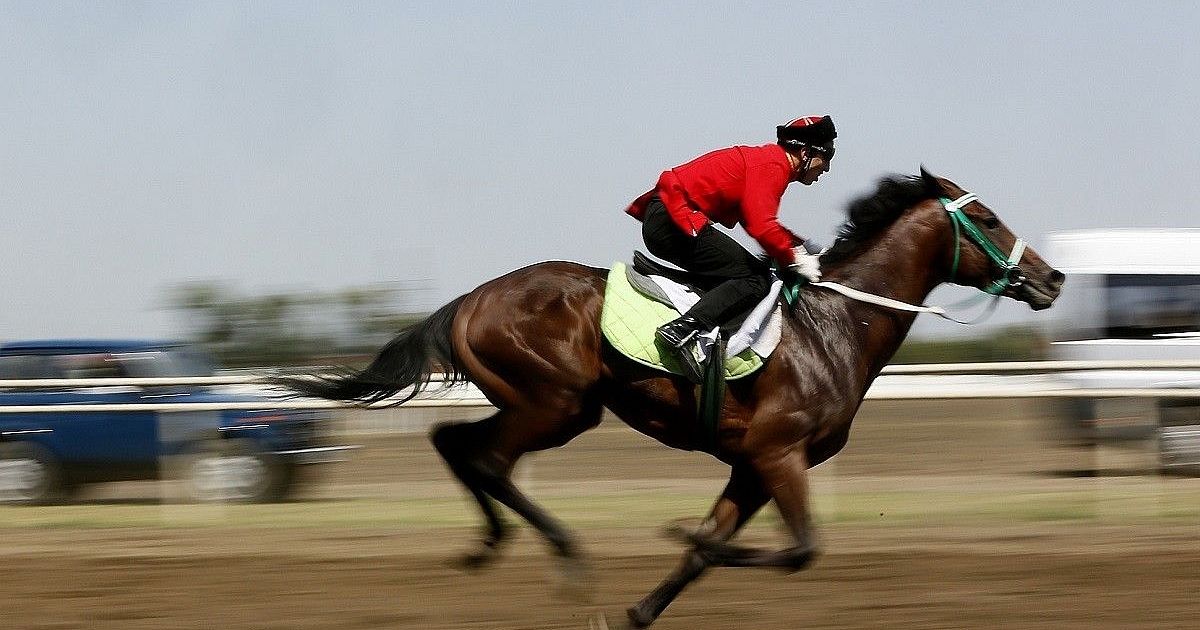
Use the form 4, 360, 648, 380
783, 190, 1031, 325
940, 192, 1028, 295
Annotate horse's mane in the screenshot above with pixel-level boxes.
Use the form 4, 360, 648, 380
820, 174, 937, 264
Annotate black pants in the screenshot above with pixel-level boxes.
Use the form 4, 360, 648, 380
641, 198, 770, 328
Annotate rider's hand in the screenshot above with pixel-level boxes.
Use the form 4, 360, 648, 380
785, 252, 822, 285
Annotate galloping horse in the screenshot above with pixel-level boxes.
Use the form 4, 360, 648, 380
283, 169, 1063, 627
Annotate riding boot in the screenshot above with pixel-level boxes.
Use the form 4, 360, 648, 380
655, 315, 710, 384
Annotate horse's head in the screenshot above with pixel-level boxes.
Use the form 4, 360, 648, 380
919, 168, 1064, 310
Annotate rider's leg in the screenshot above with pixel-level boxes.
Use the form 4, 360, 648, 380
641, 201, 769, 295
682, 272, 770, 325
642, 201, 771, 381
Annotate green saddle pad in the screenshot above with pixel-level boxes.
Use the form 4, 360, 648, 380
601, 262, 764, 380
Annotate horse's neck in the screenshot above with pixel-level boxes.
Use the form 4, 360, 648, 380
816, 222, 946, 376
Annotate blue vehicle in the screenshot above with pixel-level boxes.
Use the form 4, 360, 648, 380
0, 340, 356, 504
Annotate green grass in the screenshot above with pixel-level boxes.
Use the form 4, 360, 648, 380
808, 486, 1200, 525
1, 482, 1198, 530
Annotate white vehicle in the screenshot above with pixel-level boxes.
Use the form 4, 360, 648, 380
1045, 229, 1200, 470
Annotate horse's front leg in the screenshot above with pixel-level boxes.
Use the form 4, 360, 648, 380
685, 443, 819, 571
626, 464, 770, 628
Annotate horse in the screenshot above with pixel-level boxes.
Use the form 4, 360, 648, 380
281, 168, 1064, 628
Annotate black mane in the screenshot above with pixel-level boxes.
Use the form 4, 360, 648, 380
821, 175, 938, 264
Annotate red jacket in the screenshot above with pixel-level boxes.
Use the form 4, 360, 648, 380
627, 143, 800, 265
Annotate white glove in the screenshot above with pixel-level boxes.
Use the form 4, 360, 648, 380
787, 252, 822, 283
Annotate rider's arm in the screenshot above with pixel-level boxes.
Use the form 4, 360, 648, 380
741, 163, 799, 265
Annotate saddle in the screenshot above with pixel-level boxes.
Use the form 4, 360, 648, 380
600, 254, 784, 380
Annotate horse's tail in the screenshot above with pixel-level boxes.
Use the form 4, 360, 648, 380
277, 295, 468, 405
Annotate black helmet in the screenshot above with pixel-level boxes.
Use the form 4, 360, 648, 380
776, 115, 837, 148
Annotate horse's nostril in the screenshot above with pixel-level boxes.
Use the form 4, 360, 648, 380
1049, 269, 1065, 286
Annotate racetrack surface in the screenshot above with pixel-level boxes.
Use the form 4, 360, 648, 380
2, 400, 1198, 629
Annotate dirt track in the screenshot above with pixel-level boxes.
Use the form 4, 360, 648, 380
2, 400, 1199, 629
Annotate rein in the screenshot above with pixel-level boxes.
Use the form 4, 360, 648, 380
807, 279, 1002, 325
785, 192, 1027, 325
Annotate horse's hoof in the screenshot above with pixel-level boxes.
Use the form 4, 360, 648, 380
457, 549, 497, 571
625, 605, 656, 628
779, 545, 820, 574
663, 522, 723, 556
591, 612, 645, 630
659, 518, 705, 543
660, 522, 685, 540
587, 612, 617, 630
450, 538, 506, 572
552, 554, 594, 603
660, 522, 697, 545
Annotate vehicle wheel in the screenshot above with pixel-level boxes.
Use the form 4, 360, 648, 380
0, 441, 65, 505
1156, 401, 1200, 476
183, 438, 294, 503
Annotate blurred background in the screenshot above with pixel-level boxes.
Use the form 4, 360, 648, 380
1, 2, 1198, 629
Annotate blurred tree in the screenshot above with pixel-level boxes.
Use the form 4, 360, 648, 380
890, 325, 1048, 364
168, 282, 426, 368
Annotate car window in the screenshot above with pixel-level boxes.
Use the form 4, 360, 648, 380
1106, 275, 1200, 339
116, 349, 216, 378
0, 355, 63, 379
55, 354, 128, 379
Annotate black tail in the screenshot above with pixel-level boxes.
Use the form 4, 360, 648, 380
277, 295, 468, 405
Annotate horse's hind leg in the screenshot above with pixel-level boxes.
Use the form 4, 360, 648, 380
430, 402, 603, 570
472, 402, 603, 561
430, 417, 510, 569
626, 464, 770, 628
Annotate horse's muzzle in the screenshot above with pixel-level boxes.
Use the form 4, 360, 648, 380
1015, 268, 1065, 310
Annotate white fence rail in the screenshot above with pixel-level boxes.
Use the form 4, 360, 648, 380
877, 360, 1200, 375
2, 359, 1199, 389
0, 361, 1199, 413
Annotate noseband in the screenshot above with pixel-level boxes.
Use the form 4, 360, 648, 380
940, 193, 1027, 295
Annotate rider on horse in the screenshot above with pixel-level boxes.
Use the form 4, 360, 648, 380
626, 115, 837, 382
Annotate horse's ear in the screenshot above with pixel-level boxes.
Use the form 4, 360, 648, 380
919, 165, 943, 195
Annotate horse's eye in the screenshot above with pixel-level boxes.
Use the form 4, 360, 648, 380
982, 217, 1000, 229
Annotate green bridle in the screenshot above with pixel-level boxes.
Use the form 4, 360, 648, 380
781, 191, 1029, 324
940, 192, 1028, 295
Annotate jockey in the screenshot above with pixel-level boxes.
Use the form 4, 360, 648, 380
625, 115, 836, 382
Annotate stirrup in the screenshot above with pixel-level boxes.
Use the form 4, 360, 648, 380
669, 343, 705, 383
655, 316, 705, 347
655, 318, 707, 383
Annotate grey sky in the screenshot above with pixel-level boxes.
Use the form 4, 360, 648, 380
2, 1, 1198, 342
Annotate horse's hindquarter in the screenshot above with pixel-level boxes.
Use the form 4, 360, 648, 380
451, 261, 608, 411
445, 259, 714, 452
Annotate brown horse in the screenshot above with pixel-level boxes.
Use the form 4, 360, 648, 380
282, 168, 1063, 628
